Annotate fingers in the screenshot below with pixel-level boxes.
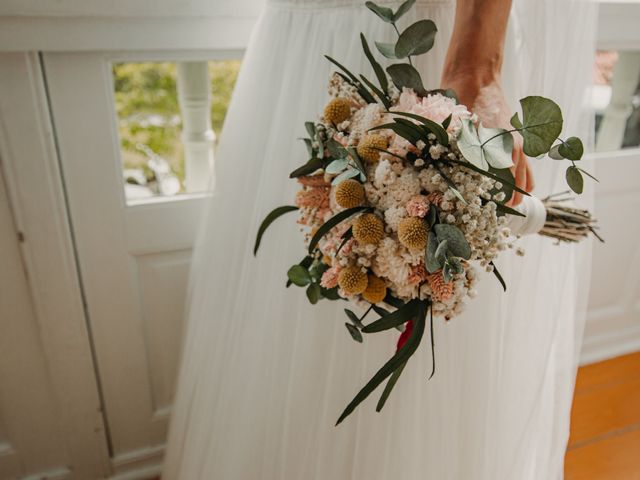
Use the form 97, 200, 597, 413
525, 158, 535, 192
508, 147, 532, 207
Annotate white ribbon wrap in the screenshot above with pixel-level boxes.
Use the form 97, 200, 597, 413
506, 195, 547, 236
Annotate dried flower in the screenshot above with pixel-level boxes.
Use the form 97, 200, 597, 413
398, 217, 428, 250
338, 266, 368, 295
426, 271, 454, 302
335, 179, 365, 209
362, 274, 387, 304
357, 134, 387, 163
353, 213, 384, 245
324, 98, 352, 124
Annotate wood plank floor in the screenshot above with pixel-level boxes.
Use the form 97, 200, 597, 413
565, 351, 640, 479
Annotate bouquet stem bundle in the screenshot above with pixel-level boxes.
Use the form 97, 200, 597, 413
540, 192, 603, 243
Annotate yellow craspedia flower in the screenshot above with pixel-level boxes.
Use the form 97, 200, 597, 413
362, 275, 387, 304
352, 213, 384, 245
338, 266, 368, 296
324, 98, 352, 124
398, 217, 428, 250
357, 134, 387, 163
335, 179, 365, 209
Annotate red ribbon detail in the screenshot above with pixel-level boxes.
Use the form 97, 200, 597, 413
396, 320, 414, 351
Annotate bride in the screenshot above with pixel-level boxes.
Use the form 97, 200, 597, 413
163, 0, 596, 478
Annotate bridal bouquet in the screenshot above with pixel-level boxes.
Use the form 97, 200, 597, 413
254, 0, 598, 424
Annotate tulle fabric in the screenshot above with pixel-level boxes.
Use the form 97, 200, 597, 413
163, 1, 596, 478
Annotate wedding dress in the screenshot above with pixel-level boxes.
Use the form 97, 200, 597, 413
163, 1, 596, 478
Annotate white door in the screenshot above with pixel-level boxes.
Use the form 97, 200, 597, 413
42, 51, 234, 468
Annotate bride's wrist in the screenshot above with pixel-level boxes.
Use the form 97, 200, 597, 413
440, 63, 502, 108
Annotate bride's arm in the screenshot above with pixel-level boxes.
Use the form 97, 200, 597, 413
441, 0, 533, 205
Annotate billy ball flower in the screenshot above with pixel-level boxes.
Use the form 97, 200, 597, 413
357, 134, 387, 163
398, 217, 428, 250
335, 179, 365, 209
324, 98, 352, 124
352, 213, 384, 245
362, 274, 387, 304
338, 266, 368, 296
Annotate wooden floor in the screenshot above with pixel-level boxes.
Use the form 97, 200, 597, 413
565, 351, 640, 479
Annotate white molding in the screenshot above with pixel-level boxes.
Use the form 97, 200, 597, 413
0, 15, 256, 52
109, 445, 164, 480
21, 467, 73, 480
580, 323, 640, 365
0, 52, 110, 477
597, 2, 640, 51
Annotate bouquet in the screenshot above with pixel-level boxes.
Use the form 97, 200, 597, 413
254, 0, 599, 424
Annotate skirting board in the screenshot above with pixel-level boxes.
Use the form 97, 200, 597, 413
580, 323, 640, 366
109, 445, 164, 480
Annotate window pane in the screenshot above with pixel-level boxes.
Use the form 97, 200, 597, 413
112, 60, 241, 201
594, 50, 640, 152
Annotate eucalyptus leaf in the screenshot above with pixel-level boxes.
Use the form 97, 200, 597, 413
286, 255, 313, 287
321, 286, 341, 300
395, 20, 437, 58
325, 158, 349, 174
511, 96, 563, 157
376, 360, 407, 412
457, 119, 487, 169
375, 41, 398, 59
425, 231, 442, 273
331, 169, 360, 186
326, 138, 348, 159
578, 167, 599, 182
478, 125, 514, 169
289, 157, 326, 178
566, 166, 584, 194
305, 121, 316, 139
435, 239, 449, 264
386, 63, 427, 96
362, 299, 420, 333
301, 138, 314, 157
558, 136, 584, 161
345, 308, 364, 329
365, 1, 394, 23
442, 263, 453, 283
254, 205, 298, 255
448, 257, 464, 275
393, 0, 416, 21
306, 283, 321, 304
336, 303, 426, 425
360, 33, 388, 93
287, 264, 311, 287
345, 323, 364, 343
426, 204, 438, 228
433, 224, 471, 260
549, 144, 564, 160
308, 206, 370, 253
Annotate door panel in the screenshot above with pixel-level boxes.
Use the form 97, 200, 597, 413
42, 51, 209, 458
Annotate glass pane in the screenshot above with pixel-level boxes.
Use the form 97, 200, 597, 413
594, 50, 640, 152
112, 60, 241, 201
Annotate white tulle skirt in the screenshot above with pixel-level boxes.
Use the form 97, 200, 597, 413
163, 1, 596, 478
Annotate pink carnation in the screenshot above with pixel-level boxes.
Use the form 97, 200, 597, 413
408, 263, 428, 285
393, 89, 471, 133
406, 195, 430, 218
320, 265, 341, 289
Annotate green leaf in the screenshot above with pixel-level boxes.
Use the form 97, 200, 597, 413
326, 138, 348, 159
359, 74, 391, 109
549, 144, 564, 160
331, 169, 360, 186
566, 166, 584, 194
456, 120, 513, 170
435, 239, 449, 264
324, 55, 377, 104
426, 204, 438, 228
558, 136, 584, 161
391, 111, 449, 146
304, 121, 316, 139
321, 286, 341, 300
360, 33, 388, 94
301, 138, 315, 157
393, 0, 416, 21
395, 20, 437, 58
286, 256, 313, 287
289, 157, 326, 178
254, 205, 298, 255
325, 158, 349, 174
376, 360, 407, 412
306, 283, 321, 304
577, 167, 599, 182
386, 63, 427, 96
346, 147, 367, 179
336, 303, 426, 425
365, 1, 394, 22
370, 122, 421, 145
490, 261, 506, 292
442, 262, 453, 283
375, 41, 398, 59
495, 202, 525, 217
434, 224, 471, 259
287, 264, 311, 287
425, 231, 442, 273
446, 158, 530, 197
308, 206, 370, 253
442, 113, 452, 130
336, 226, 353, 255
488, 167, 515, 203
362, 299, 420, 333
345, 308, 364, 329
383, 292, 405, 309
345, 323, 363, 343
447, 257, 464, 275
512, 96, 563, 157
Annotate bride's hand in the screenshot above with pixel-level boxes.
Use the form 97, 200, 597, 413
443, 75, 534, 206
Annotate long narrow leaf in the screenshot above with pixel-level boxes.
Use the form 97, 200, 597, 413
376, 361, 407, 412
360, 33, 389, 93
336, 304, 426, 425
362, 299, 420, 333
308, 206, 370, 253
446, 158, 530, 197
391, 111, 449, 146
495, 203, 525, 218
490, 261, 506, 291
289, 157, 326, 178
254, 206, 298, 255
324, 55, 377, 104
360, 75, 391, 109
